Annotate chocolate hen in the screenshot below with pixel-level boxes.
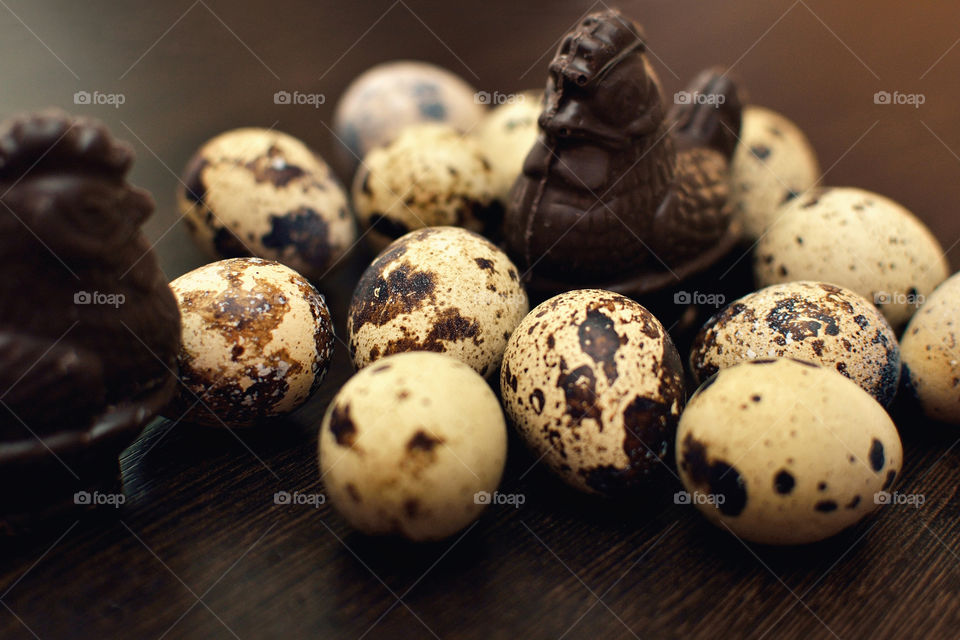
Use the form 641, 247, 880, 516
505, 9, 743, 294
0, 110, 180, 513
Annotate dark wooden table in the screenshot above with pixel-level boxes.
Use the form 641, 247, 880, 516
2, 1, 959, 638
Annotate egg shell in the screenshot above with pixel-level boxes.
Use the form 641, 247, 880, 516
690, 281, 900, 406
348, 226, 528, 377
500, 289, 685, 495
474, 91, 542, 203
677, 358, 902, 545
170, 258, 334, 427
755, 186, 949, 328
352, 123, 500, 250
728, 106, 820, 240
179, 128, 356, 282
319, 352, 507, 541
333, 60, 487, 174
901, 271, 960, 423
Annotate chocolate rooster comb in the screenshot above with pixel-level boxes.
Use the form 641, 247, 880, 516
0, 110, 181, 517
505, 8, 744, 295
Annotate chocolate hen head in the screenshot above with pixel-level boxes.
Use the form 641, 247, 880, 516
0, 110, 180, 508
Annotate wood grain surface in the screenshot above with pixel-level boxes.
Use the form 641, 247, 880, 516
1, 1, 959, 639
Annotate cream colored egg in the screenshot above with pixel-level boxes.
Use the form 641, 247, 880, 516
348, 226, 528, 377
902, 271, 960, 423
755, 187, 949, 328
351, 123, 501, 251
474, 91, 542, 203
318, 352, 507, 541
169, 258, 334, 427
333, 60, 487, 174
690, 281, 900, 406
179, 128, 356, 281
728, 106, 820, 240
501, 289, 685, 495
677, 358, 902, 545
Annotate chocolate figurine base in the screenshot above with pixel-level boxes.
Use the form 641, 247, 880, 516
0, 375, 176, 528
520, 220, 743, 300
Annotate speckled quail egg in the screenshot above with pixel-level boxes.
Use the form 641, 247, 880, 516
677, 358, 902, 545
168, 257, 334, 427
352, 123, 501, 250
348, 226, 528, 377
179, 128, 356, 281
901, 271, 960, 423
319, 351, 507, 541
755, 186, 949, 328
690, 281, 900, 406
500, 289, 685, 495
729, 106, 820, 240
333, 60, 487, 174
474, 91, 542, 204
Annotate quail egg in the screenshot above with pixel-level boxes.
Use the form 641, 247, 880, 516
348, 226, 528, 377
319, 351, 507, 541
179, 128, 356, 281
352, 123, 501, 250
729, 106, 820, 240
169, 258, 334, 427
677, 358, 902, 545
474, 91, 542, 204
901, 271, 960, 423
333, 60, 487, 174
755, 186, 949, 328
690, 281, 900, 406
500, 289, 685, 495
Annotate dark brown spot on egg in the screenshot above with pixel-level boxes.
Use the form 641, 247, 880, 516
557, 359, 600, 422
815, 500, 838, 512
680, 434, 747, 517
407, 430, 443, 452
182, 155, 209, 205
529, 389, 545, 414
846, 495, 861, 509
578, 308, 621, 383
261, 206, 332, 272
765, 297, 840, 341
774, 470, 794, 494
869, 438, 885, 472
750, 144, 772, 161
345, 483, 362, 503
475, 257, 495, 273
404, 498, 420, 518
245, 145, 306, 186
349, 243, 436, 334
329, 403, 357, 447
882, 469, 897, 490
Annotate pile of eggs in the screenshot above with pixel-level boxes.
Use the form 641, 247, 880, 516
165, 59, 959, 547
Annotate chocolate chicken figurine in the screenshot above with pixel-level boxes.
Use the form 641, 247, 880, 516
0, 111, 181, 514
506, 9, 743, 293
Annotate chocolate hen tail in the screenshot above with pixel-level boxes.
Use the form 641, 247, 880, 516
669, 68, 743, 157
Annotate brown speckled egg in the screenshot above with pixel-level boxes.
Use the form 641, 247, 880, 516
500, 289, 685, 495
474, 91, 542, 205
169, 258, 334, 427
728, 107, 820, 240
690, 281, 900, 406
333, 60, 487, 174
901, 271, 960, 423
755, 186, 949, 328
352, 123, 501, 250
319, 352, 507, 541
348, 226, 528, 377
179, 128, 356, 281
677, 358, 902, 545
